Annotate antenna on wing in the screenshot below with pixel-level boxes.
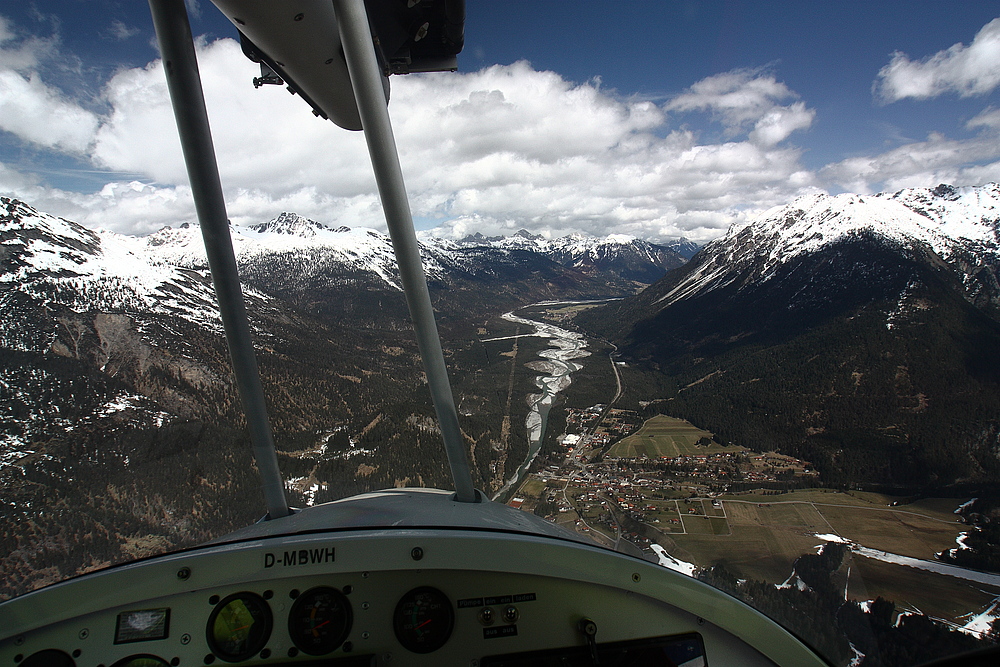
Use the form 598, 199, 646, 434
148, 0, 291, 519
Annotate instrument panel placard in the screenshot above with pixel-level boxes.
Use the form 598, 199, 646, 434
114, 609, 170, 644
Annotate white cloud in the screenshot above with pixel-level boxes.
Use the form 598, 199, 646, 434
0, 71, 99, 153
106, 20, 141, 42
749, 101, 815, 147
4, 43, 817, 243
0, 15, 96, 153
874, 18, 1000, 103
664, 69, 814, 142
967, 106, 1000, 131
0, 160, 43, 192
92, 38, 375, 195
820, 131, 1000, 193
0, 15, 58, 72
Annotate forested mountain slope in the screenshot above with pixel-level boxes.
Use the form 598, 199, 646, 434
0, 197, 680, 598
579, 183, 1000, 488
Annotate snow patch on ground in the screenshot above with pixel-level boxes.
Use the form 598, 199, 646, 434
0, 433, 34, 472
96, 394, 172, 427
284, 477, 327, 507
959, 601, 1000, 637
958, 597, 1000, 638
331, 447, 374, 460
650, 544, 697, 577
775, 573, 810, 592
848, 642, 865, 667
955, 498, 978, 514
813, 533, 1000, 587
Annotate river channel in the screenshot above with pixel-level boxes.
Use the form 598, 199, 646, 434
490, 302, 592, 500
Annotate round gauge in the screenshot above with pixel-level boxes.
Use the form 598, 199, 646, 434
288, 586, 353, 655
206, 592, 273, 662
392, 586, 454, 654
20, 650, 74, 667
110, 656, 170, 667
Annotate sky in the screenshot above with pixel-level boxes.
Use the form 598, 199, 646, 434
0, 1, 999, 243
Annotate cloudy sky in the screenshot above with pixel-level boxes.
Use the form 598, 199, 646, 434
1, 1, 999, 242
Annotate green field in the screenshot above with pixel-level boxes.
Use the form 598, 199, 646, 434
521, 474, 993, 626
645, 501, 685, 533
646, 490, 994, 624
606, 415, 745, 458
516, 477, 545, 499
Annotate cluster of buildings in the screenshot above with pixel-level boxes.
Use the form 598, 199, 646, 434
515, 412, 818, 552
560, 406, 642, 461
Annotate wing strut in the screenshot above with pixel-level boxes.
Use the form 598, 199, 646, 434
148, 0, 291, 519
333, 0, 478, 503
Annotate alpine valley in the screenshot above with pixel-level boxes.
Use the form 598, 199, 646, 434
0, 196, 686, 597
580, 182, 1000, 489
6, 180, 1000, 627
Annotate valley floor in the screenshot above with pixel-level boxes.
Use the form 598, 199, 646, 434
501, 304, 1000, 654
511, 416, 1000, 644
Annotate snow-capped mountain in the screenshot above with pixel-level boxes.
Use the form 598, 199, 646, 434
141, 212, 442, 289
651, 183, 1000, 312
1, 197, 225, 346
437, 228, 688, 283
579, 182, 1000, 489
136, 212, 685, 292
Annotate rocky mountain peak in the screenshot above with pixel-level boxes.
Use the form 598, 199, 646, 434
249, 212, 328, 237
653, 183, 1000, 311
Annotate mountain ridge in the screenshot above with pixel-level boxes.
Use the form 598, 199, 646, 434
0, 195, 681, 517
647, 183, 1000, 315
577, 182, 1000, 489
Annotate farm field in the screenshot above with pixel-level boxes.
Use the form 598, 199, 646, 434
606, 415, 744, 458
849, 557, 998, 622
648, 489, 997, 624
510, 468, 995, 627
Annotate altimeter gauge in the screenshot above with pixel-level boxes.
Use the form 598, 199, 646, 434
288, 586, 352, 655
110, 656, 170, 667
393, 586, 454, 654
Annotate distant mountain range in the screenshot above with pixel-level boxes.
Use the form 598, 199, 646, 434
9, 182, 1000, 597
0, 198, 688, 355
580, 182, 1000, 489
1, 196, 694, 597
138, 211, 689, 288
443, 228, 697, 281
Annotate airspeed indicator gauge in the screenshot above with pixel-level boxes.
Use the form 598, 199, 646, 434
110, 656, 170, 667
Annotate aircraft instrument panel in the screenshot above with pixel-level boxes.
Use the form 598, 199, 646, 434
0, 517, 824, 666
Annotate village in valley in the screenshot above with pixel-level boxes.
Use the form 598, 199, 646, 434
508, 408, 820, 556
504, 404, 989, 631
